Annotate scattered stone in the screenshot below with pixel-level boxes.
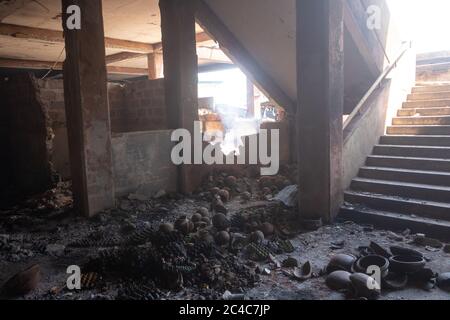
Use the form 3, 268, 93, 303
330, 240, 345, 250
212, 195, 227, 214
225, 176, 237, 188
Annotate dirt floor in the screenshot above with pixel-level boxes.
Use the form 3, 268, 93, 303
1, 172, 449, 300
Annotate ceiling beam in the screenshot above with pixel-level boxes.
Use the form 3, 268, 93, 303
105, 52, 146, 64
195, 0, 295, 114
0, 23, 154, 53
0, 58, 148, 75
0, 0, 32, 22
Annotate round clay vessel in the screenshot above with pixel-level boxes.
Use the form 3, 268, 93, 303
326, 271, 352, 291
389, 255, 426, 274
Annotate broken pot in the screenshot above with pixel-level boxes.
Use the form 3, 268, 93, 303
1, 264, 41, 298
389, 255, 426, 274
354, 255, 389, 278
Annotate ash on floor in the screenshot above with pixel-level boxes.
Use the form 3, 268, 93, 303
1, 172, 449, 300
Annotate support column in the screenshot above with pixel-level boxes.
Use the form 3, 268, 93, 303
297, 0, 344, 223
62, 0, 114, 217
159, 0, 199, 193
147, 52, 164, 79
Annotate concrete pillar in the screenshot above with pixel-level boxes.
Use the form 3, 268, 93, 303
159, 0, 199, 193
62, 0, 115, 217
297, 0, 344, 223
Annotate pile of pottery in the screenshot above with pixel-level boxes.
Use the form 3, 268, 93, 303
325, 241, 448, 299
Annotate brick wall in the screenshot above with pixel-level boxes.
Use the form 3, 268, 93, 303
34, 77, 168, 179
0, 74, 53, 206
112, 78, 167, 132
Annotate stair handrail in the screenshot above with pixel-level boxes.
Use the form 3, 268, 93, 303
343, 41, 412, 130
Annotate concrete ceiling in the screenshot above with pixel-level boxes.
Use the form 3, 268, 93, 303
0, 0, 230, 74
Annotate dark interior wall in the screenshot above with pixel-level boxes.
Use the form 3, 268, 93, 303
0, 74, 53, 206
344, 28, 376, 115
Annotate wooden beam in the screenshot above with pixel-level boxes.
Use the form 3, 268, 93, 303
147, 52, 164, 79
153, 31, 212, 51
196, 0, 295, 114
0, 0, 32, 21
105, 52, 146, 64
246, 78, 255, 118
0, 58, 148, 75
0, 23, 154, 53
62, 0, 114, 217
297, 0, 345, 223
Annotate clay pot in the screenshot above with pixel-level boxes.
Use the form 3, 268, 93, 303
175, 216, 194, 235
259, 222, 275, 237
326, 254, 357, 274
191, 213, 202, 223
201, 216, 211, 225
218, 189, 230, 202
212, 213, 230, 231
212, 195, 227, 214
293, 261, 312, 281
215, 231, 231, 246
249, 231, 265, 244
198, 230, 214, 244
382, 272, 408, 290
225, 176, 237, 188
390, 246, 423, 258
437, 272, 450, 292
1, 264, 41, 297
326, 271, 352, 291
197, 207, 210, 217
349, 273, 381, 300
210, 187, 221, 195
282, 257, 299, 268
159, 223, 174, 234
354, 255, 389, 278
389, 255, 426, 274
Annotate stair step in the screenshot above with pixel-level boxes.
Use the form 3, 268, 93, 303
339, 206, 450, 241
380, 135, 450, 147
393, 115, 450, 125
408, 91, 450, 101
344, 191, 450, 221
387, 125, 450, 135
398, 107, 450, 117
403, 99, 450, 108
350, 178, 450, 202
366, 155, 450, 172
412, 85, 450, 93
373, 144, 450, 159
358, 166, 450, 186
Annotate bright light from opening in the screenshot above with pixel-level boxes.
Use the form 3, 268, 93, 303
387, 0, 450, 53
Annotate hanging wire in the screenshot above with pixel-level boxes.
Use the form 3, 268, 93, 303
40, 45, 65, 80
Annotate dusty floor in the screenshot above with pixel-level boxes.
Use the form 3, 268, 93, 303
1, 173, 449, 300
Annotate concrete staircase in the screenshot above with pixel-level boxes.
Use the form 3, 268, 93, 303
341, 83, 450, 239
